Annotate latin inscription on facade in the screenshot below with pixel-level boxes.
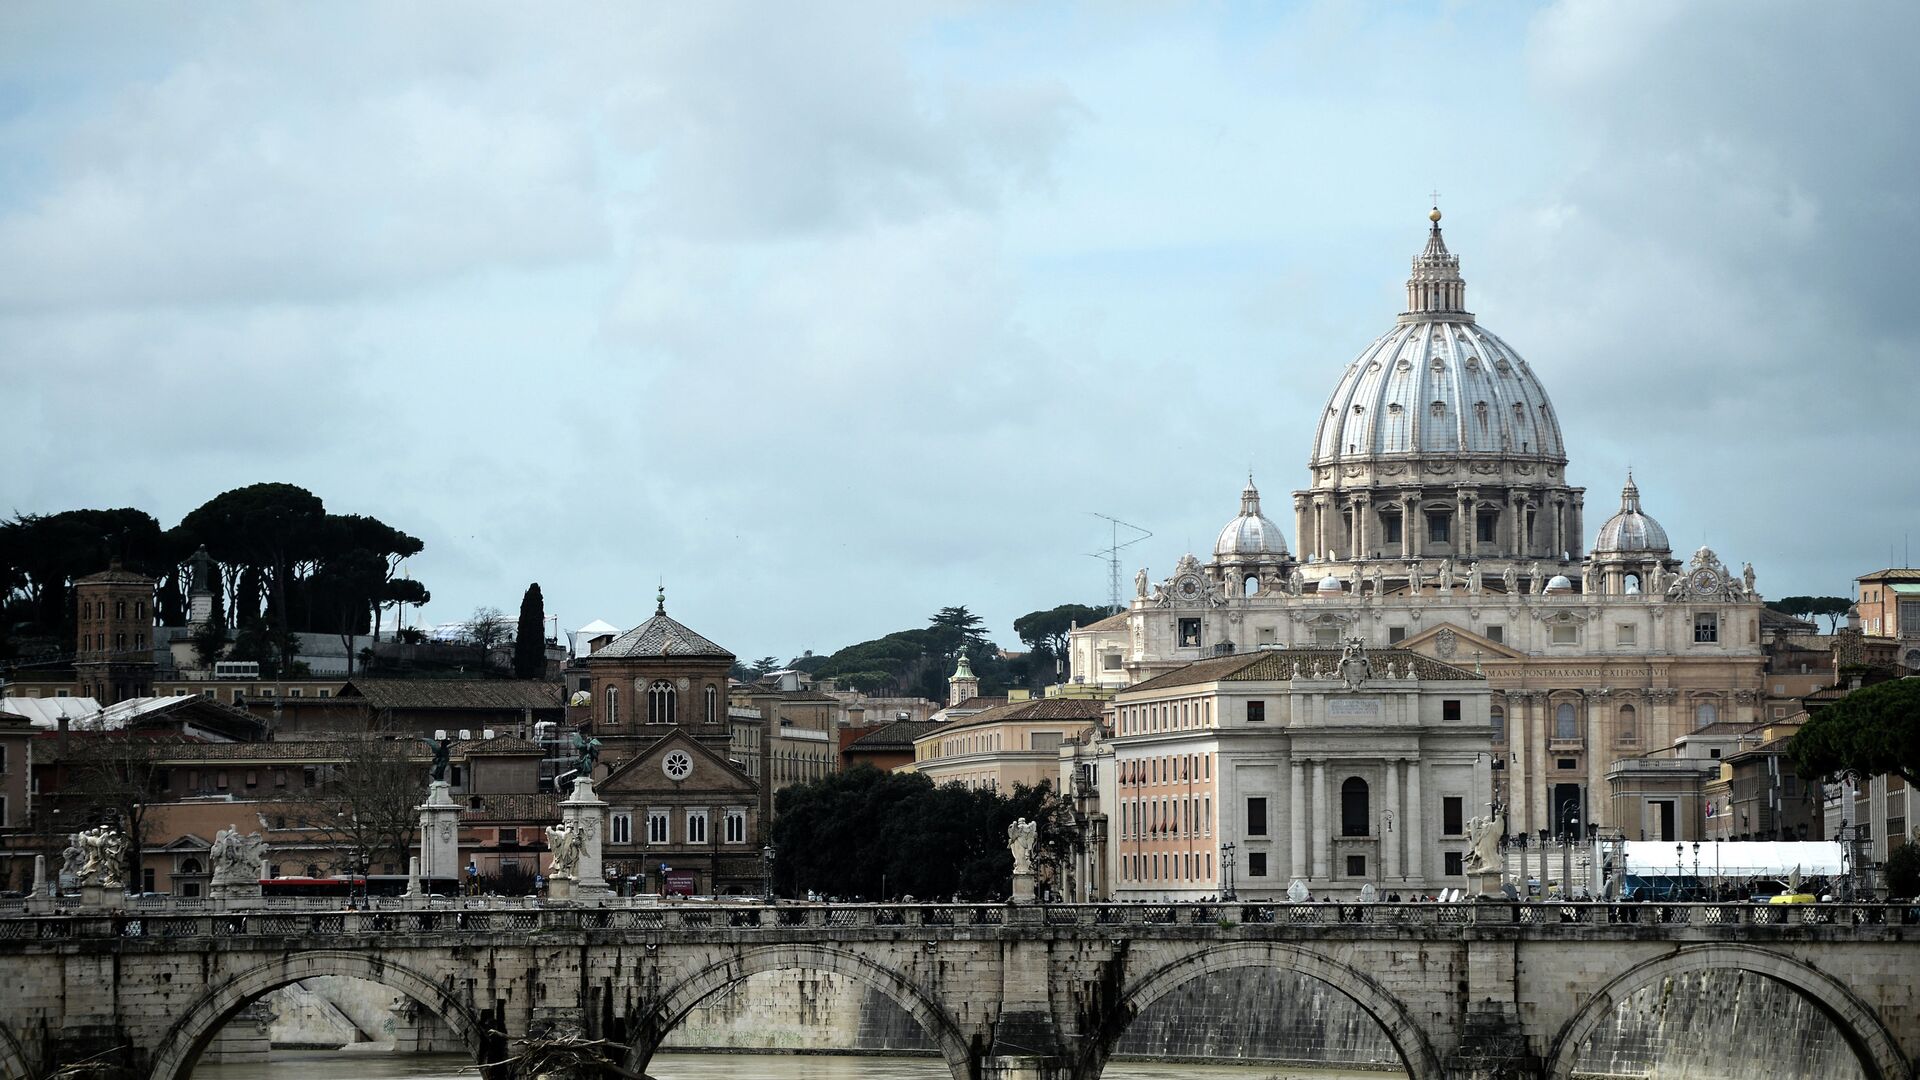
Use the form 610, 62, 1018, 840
1327, 698, 1381, 717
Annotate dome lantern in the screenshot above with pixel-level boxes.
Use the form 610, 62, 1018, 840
1213, 475, 1290, 562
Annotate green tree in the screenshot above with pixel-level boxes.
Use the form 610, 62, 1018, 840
750, 656, 781, 679
1789, 678, 1920, 786
1886, 843, 1920, 898
514, 583, 547, 679
180, 484, 327, 668
1014, 603, 1120, 665
1768, 596, 1853, 633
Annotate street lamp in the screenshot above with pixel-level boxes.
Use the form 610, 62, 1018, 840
1220, 842, 1236, 901
1379, 810, 1396, 890
1558, 801, 1581, 899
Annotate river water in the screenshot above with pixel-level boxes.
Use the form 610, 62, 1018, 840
198, 1050, 1400, 1079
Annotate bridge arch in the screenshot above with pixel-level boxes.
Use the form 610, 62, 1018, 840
1087, 941, 1442, 1080
630, 943, 973, 1080
1545, 944, 1911, 1080
147, 950, 497, 1080
0, 1023, 28, 1080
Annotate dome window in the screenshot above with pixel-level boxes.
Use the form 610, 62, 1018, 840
1465, 356, 1480, 372
1353, 404, 1365, 414
1430, 401, 1446, 418
1495, 358, 1512, 373
1387, 403, 1403, 415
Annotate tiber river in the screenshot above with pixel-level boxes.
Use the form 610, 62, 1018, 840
198, 1051, 1397, 1079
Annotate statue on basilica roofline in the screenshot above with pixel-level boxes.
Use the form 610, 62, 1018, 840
1467, 562, 1483, 596
1438, 558, 1456, 594
1501, 564, 1517, 595
1406, 560, 1423, 593
1289, 567, 1305, 594
1742, 562, 1757, 599
1135, 567, 1149, 600
1529, 562, 1546, 595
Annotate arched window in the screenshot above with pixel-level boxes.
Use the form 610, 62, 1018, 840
1555, 702, 1577, 740
179, 857, 202, 875
604, 685, 619, 726
1341, 777, 1370, 837
115, 600, 126, 619
1244, 575, 1259, 597
1695, 701, 1717, 728
648, 680, 677, 724
1623, 573, 1641, 595
1618, 704, 1637, 742
705, 684, 718, 724
1490, 706, 1506, 742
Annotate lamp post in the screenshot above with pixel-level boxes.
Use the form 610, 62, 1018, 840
1379, 809, 1395, 892
1675, 842, 1684, 901
1558, 800, 1581, 899
1220, 842, 1236, 901
761, 844, 775, 901
1691, 841, 1701, 900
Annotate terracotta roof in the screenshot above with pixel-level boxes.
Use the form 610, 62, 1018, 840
737, 687, 838, 703
1081, 612, 1129, 632
845, 720, 944, 750
938, 696, 1109, 733
946, 696, 1006, 712
1859, 568, 1920, 582
1124, 648, 1479, 694
591, 612, 732, 660
458, 793, 560, 823
453, 735, 544, 756
341, 679, 564, 712
75, 562, 153, 586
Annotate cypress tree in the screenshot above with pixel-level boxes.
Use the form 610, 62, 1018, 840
513, 583, 546, 679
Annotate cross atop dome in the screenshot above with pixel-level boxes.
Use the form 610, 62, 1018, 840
1405, 206, 1469, 319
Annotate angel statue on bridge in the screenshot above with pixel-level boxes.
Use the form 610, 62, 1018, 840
1462, 816, 1503, 875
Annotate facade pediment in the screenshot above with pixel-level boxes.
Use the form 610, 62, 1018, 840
598, 730, 757, 797
1395, 622, 1525, 663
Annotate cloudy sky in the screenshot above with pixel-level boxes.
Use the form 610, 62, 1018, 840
3, 1, 1916, 661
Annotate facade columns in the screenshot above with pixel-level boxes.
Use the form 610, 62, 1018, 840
1458, 489, 1475, 559
1552, 495, 1567, 559
1383, 758, 1401, 881
1311, 761, 1329, 882
1289, 760, 1306, 881
1405, 759, 1423, 885
1352, 495, 1370, 559
1403, 489, 1423, 558
1509, 493, 1526, 558
1508, 692, 1532, 837
1293, 495, 1310, 568
1585, 694, 1605, 835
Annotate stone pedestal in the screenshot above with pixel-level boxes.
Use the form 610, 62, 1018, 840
559, 776, 610, 897
1466, 871, 1505, 900
417, 781, 463, 886
1010, 870, 1036, 904
405, 855, 423, 898
80, 884, 125, 910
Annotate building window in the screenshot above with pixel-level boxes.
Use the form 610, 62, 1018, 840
1444, 851, 1464, 877
1246, 700, 1265, 723
1248, 852, 1267, 878
1102, 653, 1123, 670
1618, 704, 1638, 742
705, 684, 718, 724
1382, 512, 1402, 544
687, 811, 708, 844
1425, 511, 1451, 544
1443, 699, 1460, 723
1485, 625, 1503, 643
1695, 702, 1718, 728
317, 689, 330, 698
605, 685, 619, 726
1346, 854, 1367, 877
1388, 626, 1406, 644
1617, 624, 1637, 646
1477, 512, 1497, 544
611, 813, 632, 845
725, 809, 747, 844
1313, 626, 1341, 647
1443, 797, 1464, 836
1246, 797, 1268, 836
648, 681, 677, 724
1340, 777, 1369, 836
1490, 706, 1506, 742
1555, 702, 1578, 741
1550, 622, 1578, 645
647, 811, 669, 845
1694, 612, 1719, 643
1178, 618, 1202, 648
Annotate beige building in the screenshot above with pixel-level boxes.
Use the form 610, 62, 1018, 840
909, 696, 1108, 792
1856, 568, 1920, 672
1069, 210, 1767, 842
1108, 646, 1490, 901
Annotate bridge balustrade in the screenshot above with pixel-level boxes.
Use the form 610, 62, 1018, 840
0, 902, 1914, 941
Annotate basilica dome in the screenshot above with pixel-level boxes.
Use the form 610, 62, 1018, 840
1592, 473, 1670, 554
1310, 212, 1566, 468
1214, 477, 1289, 560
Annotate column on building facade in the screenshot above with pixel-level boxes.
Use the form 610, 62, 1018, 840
1405, 759, 1423, 884
1585, 693, 1605, 834
1352, 493, 1370, 559
1312, 497, 1327, 559
1382, 757, 1401, 880
1289, 760, 1306, 881
1506, 692, 1530, 837
1294, 495, 1311, 569
1508, 492, 1526, 558
1552, 494, 1567, 559
1567, 496, 1584, 560
1458, 489, 1475, 559
1404, 489, 1423, 558
1311, 761, 1329, 881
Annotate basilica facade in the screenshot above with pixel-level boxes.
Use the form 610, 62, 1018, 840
1070, 209, 1767, 849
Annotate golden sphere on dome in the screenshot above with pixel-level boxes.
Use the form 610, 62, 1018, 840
1429, 207, 1442, 222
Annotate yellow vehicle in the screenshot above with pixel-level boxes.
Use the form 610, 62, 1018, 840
1767, 892, 1817, 905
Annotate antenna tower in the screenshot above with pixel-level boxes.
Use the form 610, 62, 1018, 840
1087, 513, 1153, 611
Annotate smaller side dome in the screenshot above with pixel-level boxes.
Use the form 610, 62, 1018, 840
1593, 472, 1671, 555
1545, 574, 1574, 593
1316, 573, 1344, 595
1214, 476, 1290, 560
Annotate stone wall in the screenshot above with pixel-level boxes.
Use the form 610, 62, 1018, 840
1572, 970, 1864, 1080
662, 971, 936, 1054
1113, 967, 1399, 1068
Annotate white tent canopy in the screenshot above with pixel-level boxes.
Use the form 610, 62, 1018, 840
1621, 841, 1846, 878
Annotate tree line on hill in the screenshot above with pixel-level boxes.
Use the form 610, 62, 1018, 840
0, 482, 431, 677
739, 601, 1117, 699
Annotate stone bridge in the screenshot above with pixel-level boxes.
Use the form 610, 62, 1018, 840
0, 900, 1913, 1080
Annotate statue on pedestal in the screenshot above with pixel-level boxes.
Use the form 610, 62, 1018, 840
210, 825, 267, 888
1007, 818, 1038, 876
74, 825, 128, 889
424, 737, 453, 784
1462, 816, 1503, 875
545, 822, 583, 880
571, 732, 602, 782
